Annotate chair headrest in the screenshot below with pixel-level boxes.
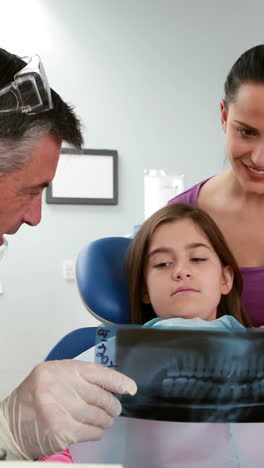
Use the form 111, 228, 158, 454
76, 237, 132, 324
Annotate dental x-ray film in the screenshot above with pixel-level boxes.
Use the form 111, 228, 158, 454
95, 326, 264, 423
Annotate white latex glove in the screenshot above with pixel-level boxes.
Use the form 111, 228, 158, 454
0, 360, 137, 460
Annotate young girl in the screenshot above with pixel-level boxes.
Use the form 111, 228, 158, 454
41, 203, 251, 465
117, 202, 253, 467
127, 202, 250, 329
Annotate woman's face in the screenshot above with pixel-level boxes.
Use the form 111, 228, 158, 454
143, 218, 233, 321
221, 82, 264, 195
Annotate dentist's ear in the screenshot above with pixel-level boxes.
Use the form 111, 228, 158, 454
220, 100, 228, 132
221, 265, 234, 295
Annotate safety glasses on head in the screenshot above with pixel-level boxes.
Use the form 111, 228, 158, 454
0, 54, 53, 115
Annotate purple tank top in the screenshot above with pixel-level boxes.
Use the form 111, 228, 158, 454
169, 179, 264, 326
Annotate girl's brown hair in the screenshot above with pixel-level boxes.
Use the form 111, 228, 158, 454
127, 203, 251, 327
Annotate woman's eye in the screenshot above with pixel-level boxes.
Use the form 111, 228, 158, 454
237, 128, 256, 138
191, 257, 207, 263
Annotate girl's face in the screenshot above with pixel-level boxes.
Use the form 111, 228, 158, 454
221, 82, 264, 195
143, 218, 233, 321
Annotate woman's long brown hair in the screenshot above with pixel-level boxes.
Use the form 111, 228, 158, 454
127, 203, 251, 327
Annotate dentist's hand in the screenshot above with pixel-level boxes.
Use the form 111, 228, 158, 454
0, 360, 137, 460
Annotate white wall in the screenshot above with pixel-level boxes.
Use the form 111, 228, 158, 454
0, 0, 264, 398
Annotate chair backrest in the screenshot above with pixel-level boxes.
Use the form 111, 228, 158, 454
46, 236, 155, 360
46, 237, 132, 360
45, 327, 97, 361
76, 236, 133, 324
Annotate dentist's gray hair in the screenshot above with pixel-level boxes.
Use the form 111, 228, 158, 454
0, 48, 83, 176
0, 123, 53, 176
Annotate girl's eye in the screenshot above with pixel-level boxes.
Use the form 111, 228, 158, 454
155, 262, 172, 268
191, 257, 207, 263
237, 128, 256, 138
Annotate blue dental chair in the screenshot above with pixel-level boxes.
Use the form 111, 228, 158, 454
45, 236, 138, 361
44, 236, 264, 467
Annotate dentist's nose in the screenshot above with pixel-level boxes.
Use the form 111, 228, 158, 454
22, 194, 42, 227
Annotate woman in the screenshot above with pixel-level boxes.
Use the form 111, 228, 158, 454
169, 44, 264, 326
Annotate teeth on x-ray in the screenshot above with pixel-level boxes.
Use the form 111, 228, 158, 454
159, 362, 264, 403
116, 328, 264, 423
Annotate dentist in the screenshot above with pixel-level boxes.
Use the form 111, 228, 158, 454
0, 48, 136, 461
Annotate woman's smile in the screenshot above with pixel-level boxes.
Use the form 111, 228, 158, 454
242, 161, 264, 180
